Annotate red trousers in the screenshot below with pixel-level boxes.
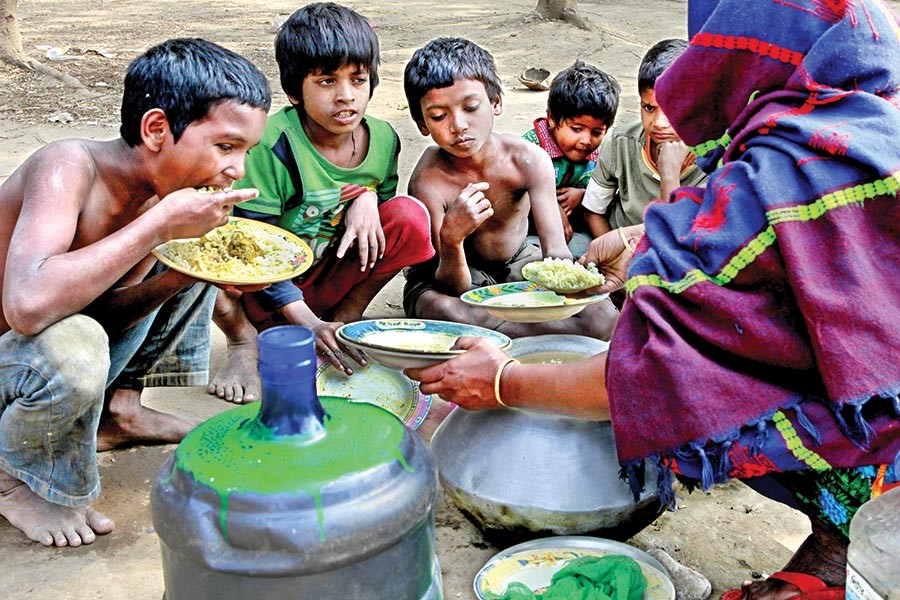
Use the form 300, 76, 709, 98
242, 196, 433, 329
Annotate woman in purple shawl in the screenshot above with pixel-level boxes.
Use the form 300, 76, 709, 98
407, 0, 899, 596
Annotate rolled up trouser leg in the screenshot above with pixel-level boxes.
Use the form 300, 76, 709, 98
0, 315, 109, 507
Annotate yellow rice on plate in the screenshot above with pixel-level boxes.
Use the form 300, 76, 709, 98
153, 217, 311, 284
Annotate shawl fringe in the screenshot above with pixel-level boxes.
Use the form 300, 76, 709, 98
620, 389, 900, 506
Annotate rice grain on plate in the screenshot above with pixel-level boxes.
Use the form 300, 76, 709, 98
521, 258, 605, 293
162, 220, 306, 281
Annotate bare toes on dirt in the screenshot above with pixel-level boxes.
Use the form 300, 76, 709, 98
97, 405, 202, 451
0, 479, 114, 547
207, 343, 260, 404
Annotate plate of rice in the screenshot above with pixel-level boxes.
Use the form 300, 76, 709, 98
461, 281, 608, 323
152, 217, 313, 285
337, 319, 511, 370
521, 257, 605, 293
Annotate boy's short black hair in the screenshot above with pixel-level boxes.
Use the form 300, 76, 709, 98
120, 38, 271, 147
404, 37, 502, 125
275, 2, 380, 112
638, 38, 688, 93
548, 61, 621, 127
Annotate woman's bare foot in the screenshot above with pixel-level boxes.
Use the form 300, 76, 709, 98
97, 388, 202, 451
207, 340, 259, 404
737, 578, 802, 600
0, 469, 114, 547
737, 518, 846, 600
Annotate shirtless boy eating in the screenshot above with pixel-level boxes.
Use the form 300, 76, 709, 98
402, 37, 618, 340
0, 38, 270, 547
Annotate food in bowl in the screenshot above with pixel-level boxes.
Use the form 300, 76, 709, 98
360, 330, 460, 353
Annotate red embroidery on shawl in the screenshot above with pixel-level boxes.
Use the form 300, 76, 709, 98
885, 92, 900, 110
809, 121, 850, 156
813, 0, 850, 23
856, 0, 880, 40
691, 32, 803, 66
777, 0, 880, 39
692, 182, 734, 234
796, 64, 855, 98
765, 102, 816, 128
635, 235, 650, 254
727, 443, 783, 478
761, 68, 856, 131
675, 188, 704, 205
689, 181, 734, 250
773, 0, 849, 23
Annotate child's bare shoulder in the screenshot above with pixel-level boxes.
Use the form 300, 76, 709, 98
411, 145, 443, 172
23, 139, 96, 176
495, 132, 545, 157
409, 146, 455, 199
9, 140, 104, 203
493, 132, 552, 174
410, 146, 443, 184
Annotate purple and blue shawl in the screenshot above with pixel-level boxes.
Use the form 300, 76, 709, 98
607, 0, 900, 505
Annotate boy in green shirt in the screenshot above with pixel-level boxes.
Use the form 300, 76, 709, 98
211, 3, 434, 398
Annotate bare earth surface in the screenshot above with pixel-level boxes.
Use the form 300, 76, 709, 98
6, 0, 895, 598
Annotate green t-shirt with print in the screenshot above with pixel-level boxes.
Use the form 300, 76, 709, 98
234, 106, 400, 265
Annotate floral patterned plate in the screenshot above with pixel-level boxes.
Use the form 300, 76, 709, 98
461, 281, 607, 323
474, 536, 675, 600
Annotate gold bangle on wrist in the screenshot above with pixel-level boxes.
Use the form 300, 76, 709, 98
617, 227, 635, 254
494, 358, 519, 408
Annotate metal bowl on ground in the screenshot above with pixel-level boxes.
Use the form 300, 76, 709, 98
430, 335, 662, 545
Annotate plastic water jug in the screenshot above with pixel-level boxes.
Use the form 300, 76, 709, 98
151, 325, 441, 599
846, 485, 900, 600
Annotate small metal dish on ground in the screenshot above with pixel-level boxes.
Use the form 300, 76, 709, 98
474, 536, 675, 600
518, 66, 552, 90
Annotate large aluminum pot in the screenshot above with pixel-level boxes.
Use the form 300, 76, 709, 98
430, 335, 661, 542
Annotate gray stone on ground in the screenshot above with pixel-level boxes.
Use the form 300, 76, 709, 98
648, 548, 713, 600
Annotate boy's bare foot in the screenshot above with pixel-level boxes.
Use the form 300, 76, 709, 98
207, 340, 260, 403
97, 389, 202, 451
0, 469, 114, 547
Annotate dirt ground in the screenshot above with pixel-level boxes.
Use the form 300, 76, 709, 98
6, 0, 895, 598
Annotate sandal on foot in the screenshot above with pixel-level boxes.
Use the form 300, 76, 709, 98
721, 571, 843, 600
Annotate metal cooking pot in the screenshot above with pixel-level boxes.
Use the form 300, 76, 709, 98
430, 335, 661, 543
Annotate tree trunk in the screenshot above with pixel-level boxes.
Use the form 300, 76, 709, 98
0, 0, 28, 65
533, 0, 590, 30
0, 0, 87, 88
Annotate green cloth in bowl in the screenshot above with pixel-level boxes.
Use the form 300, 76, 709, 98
486, 555, 647, 600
